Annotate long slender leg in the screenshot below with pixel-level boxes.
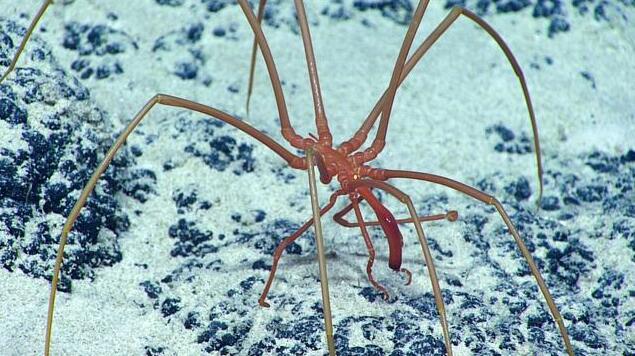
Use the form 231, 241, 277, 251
347, 179, 453, 356
44, 94, 304, 356
259, 190, 342, 307
306, 148, 336, 356
403, 191, 453, 356
376, 169, 574, 356
293, 0, 332, 145
236, 0, 308, 150
337, 210, 457, 228
340, 7, 543, 202
334, 195, 458, 228
361, 0, 431, 162
351, 196, 390, 300
245, 0, 267, 117
246, 0, 334, 145
0, 0, 54, 84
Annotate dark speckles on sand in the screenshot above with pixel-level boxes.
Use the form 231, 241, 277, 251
153, 23, 210, 81
352, 0, 414, 25
2, 3, 631, 354
174, 61, 198, 80
120, 168, 158, 203
140, 280, 163, 299
172, 186, 203, 213
63, 22, 137, 80
544, 239, 595, 292
184, 135, 256, 175
358, 286, 384, 303
168, 218, 218, 257
196, 309, 253, 354
169, 114, 257, 176
251, 259, 270, 270
0, 97, 27, 124
155, 0, 185, 6
233, 219, 305, 255
161, 297, 182, 317
486, 124, 533, 155
446, 0, 633, 37
505, 177, 532, 201
580, 71, 597, 89
201, 0, 234, 13
0, 17, 158, 292
271, 316, 323, 352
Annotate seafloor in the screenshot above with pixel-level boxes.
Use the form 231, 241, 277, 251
0, 1, 633, 355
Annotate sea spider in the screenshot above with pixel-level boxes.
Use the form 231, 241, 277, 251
1, 0, 574, 355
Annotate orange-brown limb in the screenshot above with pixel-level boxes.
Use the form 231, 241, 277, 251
244, 0, 333, 146
245, 0, 267, 117
259, 190, 343, 307
334, 195, 458, 228
361, 0, 431, 162
305, 148, 336, 356
401, 268, 413, 286
351, 196, 390, 300
339, 5, 543, 204
347, 178, 454, 355
237, 0, 309, 150
378, 169, 574, 356
44, 94, 305, 356
293, 0, 332, 145
0, 0, 54, 84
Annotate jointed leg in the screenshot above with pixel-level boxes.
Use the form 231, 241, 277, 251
245, 0, 333, 145
292, 0, 332, 144
351, 196, 390, 300
306, 149, 336, 356
340, 6, 543, 203
245, 0, 267, 117
236, 0, 308, 150
44, 94, 303, 356
361, 0, 431, 162
348, 179, 454, 356
379, 169, 574, 356
403, 189, 453, 356
0, 0, 54, 84
259, 190, 342, 307
334, 195, 458, 228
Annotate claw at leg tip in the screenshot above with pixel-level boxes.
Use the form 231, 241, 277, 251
535, 191, 543, 210
259, 299, 270, 308
400, 268, 412, 285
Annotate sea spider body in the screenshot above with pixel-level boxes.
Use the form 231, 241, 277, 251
0, 0, 576, 355
308, 138, 406, 271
